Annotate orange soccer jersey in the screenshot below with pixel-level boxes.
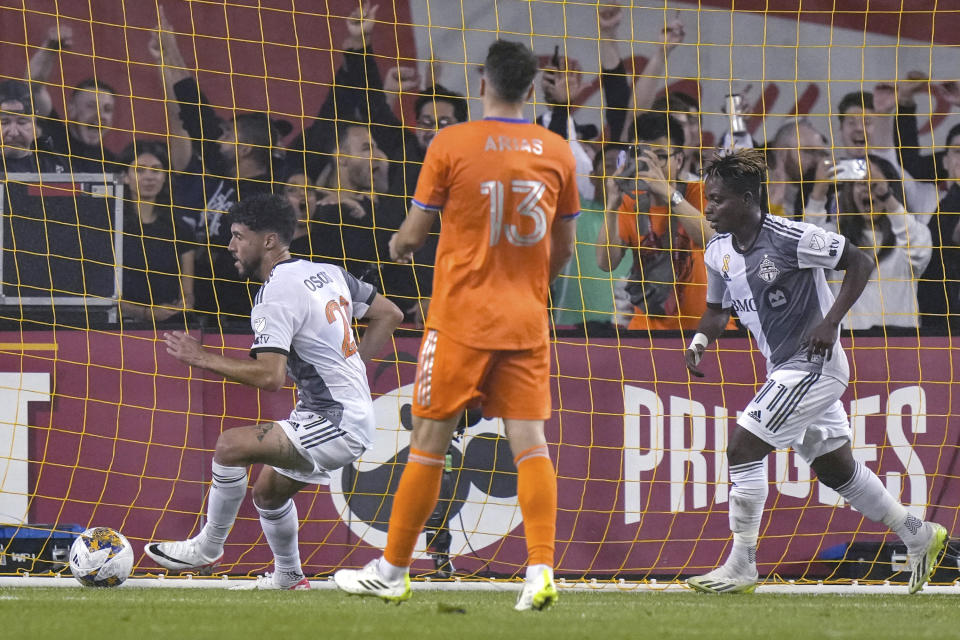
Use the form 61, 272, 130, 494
413, 118, 580, 350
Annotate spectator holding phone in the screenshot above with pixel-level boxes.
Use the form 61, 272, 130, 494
836, 90, 939, 222
804, 155, 932, 330
596, 112, 716, 331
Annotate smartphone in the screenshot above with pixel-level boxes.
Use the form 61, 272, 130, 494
615, 144, 651, 176
834, 158, 868, 181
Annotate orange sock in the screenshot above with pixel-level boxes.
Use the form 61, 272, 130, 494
383, 448, 445, 568
515, 444, 556, 568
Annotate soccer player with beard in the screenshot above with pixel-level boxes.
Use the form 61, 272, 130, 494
333, 39, 579, 611
684, 149, 946, 594
145, 193, 403, 589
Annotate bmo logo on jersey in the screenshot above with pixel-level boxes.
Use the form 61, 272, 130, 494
765, 286, 790, 310
328, 383, 521, 557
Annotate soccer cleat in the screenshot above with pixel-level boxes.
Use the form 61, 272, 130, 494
333, 559, 412, 603
908, 522, 948, 594
144, 538, 222, 574
514, 568, 558, 611
230, 571, 311, 591
686, 566, 759, 594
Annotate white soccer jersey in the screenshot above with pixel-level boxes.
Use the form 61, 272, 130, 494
704, 213, 850, 383
249, 259, 378, 446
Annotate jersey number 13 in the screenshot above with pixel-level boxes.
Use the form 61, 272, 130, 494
481, 179, 547, 247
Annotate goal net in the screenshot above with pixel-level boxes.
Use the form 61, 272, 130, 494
0, 0, 956, 586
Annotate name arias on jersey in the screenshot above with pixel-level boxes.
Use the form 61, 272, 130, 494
484, 135, 543, 155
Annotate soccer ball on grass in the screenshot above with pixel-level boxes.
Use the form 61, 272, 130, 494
68, 527, 134, 587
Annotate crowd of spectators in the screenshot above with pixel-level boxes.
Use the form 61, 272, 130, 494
1, 5, 958, 334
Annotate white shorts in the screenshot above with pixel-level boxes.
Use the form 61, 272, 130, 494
736, 369, 850, 463
272, 409, 367, 485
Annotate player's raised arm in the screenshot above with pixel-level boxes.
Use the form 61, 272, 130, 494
164, 330, 288, 392
684, 303, 732, 378
358, 293, 404, 361
804, 241, 874, 361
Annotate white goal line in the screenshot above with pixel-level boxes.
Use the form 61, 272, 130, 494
1, 574, 958, 594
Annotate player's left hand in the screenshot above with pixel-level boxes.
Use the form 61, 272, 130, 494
164, 331, 207, 367
803, 319, 839, 361
389, 232, 413, 264
684, 346, 706, 378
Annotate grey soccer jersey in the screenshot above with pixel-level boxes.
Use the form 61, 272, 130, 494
249, 259, 378, 446
704, 213, 850, 382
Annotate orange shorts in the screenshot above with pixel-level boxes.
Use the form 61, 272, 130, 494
411, 329, 551, 421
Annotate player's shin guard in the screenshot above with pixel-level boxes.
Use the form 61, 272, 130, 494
515, 445, 556, 569
202, 461, 248, 557
727, 460, 767, 570
256, 499, 303, 582
383, 448, 445, 568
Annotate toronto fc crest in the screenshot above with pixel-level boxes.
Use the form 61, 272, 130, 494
757, 254, 780, 283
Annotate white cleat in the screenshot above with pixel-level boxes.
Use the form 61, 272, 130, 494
333, 559, 411, 603
515, 568, 558, 611
230, 571, 311, 591
144, 538, 222, 574
908, 522, 948, 594
686, 566, 758, 594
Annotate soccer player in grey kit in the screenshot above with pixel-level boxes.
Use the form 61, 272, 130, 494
146, 193, 403, 589
684, 149, 946, 594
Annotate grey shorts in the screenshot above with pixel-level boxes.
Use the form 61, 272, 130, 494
272, 409, 366, 485
736, 369, 851, 463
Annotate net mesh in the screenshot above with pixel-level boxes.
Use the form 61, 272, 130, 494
0, 0, 957, 585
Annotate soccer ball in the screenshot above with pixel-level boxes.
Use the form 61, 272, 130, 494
69, 527, 134, 587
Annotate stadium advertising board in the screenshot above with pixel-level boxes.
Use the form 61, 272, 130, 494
1, 332, 955, 579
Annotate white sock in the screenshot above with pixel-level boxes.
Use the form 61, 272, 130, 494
835, 463, 928, 552
199, 461, 247, 558
256, 499, 303, 584
727, 460, 767, 574
525, 563, 551, 582
889, 509, 929, 554
377, 556, 408, 583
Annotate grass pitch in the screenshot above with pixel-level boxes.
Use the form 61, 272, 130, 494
2, 588, 956, 639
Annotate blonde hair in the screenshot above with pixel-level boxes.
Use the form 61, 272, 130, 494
702, 148, 767, 200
